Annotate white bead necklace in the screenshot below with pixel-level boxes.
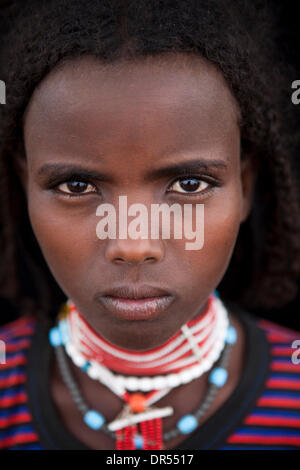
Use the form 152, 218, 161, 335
59, 294, 229, 394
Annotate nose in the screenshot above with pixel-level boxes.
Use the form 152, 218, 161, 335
105, 238, 164, 265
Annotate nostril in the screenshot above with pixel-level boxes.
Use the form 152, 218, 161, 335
114, 257, 126, 263
105, 239, 164, 264
113, 256, 157, 265
144, 256, 157, 263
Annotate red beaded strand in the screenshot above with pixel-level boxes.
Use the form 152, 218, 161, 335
140, 420, 149, 450
155, 418, 163, 450
116, 424, 139, 450
116, 429, 123, 450
148, 419, 155, 449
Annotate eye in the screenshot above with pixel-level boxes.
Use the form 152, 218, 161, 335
168, 177, 210, 194
56, 180, 97, 196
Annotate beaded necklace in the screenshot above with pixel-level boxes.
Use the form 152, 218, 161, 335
49, 291, 237, 450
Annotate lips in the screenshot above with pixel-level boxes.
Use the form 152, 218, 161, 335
96, 284, 176, 321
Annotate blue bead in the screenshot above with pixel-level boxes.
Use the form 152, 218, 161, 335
49, 327, 62, 347
209, 367, 228, 387
213, 289, 219, 298
58, 319, 71, 345
81, 361, 91, 372
177, 414, 198, 434
83, 410, 105, 430
226, 325, 237, 344
134, 435, 144, 449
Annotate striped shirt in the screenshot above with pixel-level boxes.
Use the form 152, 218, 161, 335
0, 305, 299, 450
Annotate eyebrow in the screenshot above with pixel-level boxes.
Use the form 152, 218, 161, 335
143, 159, 228, 182
37, 163, 113, 183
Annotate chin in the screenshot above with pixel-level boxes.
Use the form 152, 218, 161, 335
103, 327, 170, 352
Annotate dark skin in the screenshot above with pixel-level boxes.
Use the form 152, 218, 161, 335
16, 53, 256, 449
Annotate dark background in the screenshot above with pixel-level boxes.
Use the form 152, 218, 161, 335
0, 0, 300, 329
250, 0, 300, 331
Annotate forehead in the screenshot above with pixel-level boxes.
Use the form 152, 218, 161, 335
23, 54, 240, 161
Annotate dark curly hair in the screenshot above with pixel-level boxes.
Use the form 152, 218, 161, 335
0, 0, 299, 320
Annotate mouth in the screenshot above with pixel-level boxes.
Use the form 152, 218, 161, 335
96, 284, 176, 321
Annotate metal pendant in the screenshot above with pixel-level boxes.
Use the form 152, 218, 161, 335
108, 403, 174, 432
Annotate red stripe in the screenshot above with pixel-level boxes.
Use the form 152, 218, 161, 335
0, 315, 35, 332
0, 411, 32, 427
0, 391, 27, 407
81, 337, 215, 375
0, 355, 27, 370
0, 325, 35, 342
244, 415, 300, 427
0, 431, 39, 449
271, 362, 300, 372
5, 339, 31, 353
271, 347, 298, 357
0, 372, 26, 388
257, 397, 300, 408
267, 333, 295, 343
258, 320, 298, 337
266, 378, 300, 390
227, 435, 300, 446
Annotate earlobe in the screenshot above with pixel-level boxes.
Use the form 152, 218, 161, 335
240, 156, 258, 223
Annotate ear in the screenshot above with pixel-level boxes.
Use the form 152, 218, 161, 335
14, 153, 28, 195
240, 155, 259, 223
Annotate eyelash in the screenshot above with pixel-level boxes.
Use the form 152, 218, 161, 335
47, 176, 98, 199
167, 174, 219, 197
50, 174, 220, 198
53, 179, 98, 198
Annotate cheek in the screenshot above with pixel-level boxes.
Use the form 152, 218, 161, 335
205, 199, 241, 268
27, 197, 99, 292
174, 192, 241, 289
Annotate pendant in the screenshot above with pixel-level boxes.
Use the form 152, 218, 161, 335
108, 403, 174, 431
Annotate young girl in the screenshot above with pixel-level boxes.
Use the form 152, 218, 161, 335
0, 0, 300, 451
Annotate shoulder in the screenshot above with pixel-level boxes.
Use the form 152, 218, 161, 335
0, 315, 37, 367
257, 316, 300, 340
0, 315, 37, 341
229, 303, 300, 405
0, 314, 38, 384
0, 315, 41, 449
235, 307, 300, 374
255, 316, 300, 377
229, 300, 300, 352
256, 317, 300, 358
222, 307, 300, 449
0, 313, 38, 387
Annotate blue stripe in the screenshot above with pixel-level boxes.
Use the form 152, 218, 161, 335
8, 444, 43, 450
2, 334, 33, 344
272, 358, 299, 364
219, 445, 295, 450
0, 424, 36, 439
0, 367, 26, 380
269, 373, 300, 381
249, 409, 300, 418
233, 427, 300, 437
2, 350, 27, 361
261, 390, 300, 399
0, 404, 28, 417
0, 384, 26, 398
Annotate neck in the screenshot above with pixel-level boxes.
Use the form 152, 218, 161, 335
61, 291, 222, 377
